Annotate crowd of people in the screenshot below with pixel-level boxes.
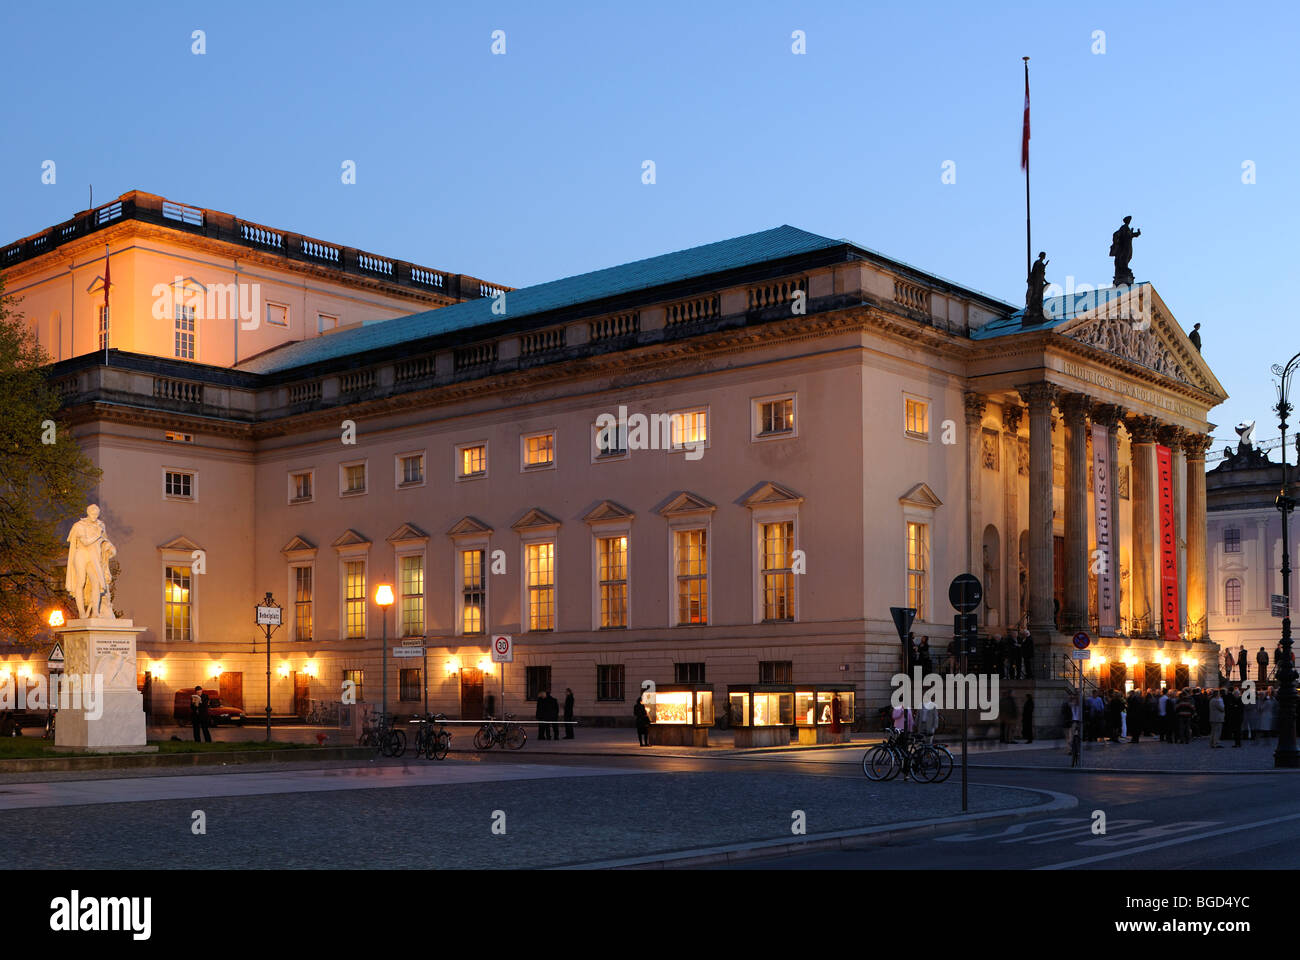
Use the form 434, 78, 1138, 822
1062, 685, 1282, 747
921, 629, 1035, 679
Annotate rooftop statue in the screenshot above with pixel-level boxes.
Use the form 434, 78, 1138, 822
1109, 216, 1141, 286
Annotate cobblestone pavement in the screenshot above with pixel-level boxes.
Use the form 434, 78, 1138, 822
5, 768, 1048, 869
970, 736, 1297, 771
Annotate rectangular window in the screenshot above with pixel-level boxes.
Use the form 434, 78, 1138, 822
318, 313, 338, 333
1225, 578, 1242, 617
266, 303, 288, 327
523, 432, 555, 469
758, 398, 795, 436
1224, 528, 1241, 553
399, 454, 424, 486
598, 535, 628, 629
760, 521, 795, 622
399, 668, 421, 702
294, 565, 313, 642
596, 664, 626, 702
459, 443, 487, 478
399, 555, 424, 637
342, 669, 364, 704
905, 397, 930, 440
174, 304, 196, 360
907, 521, 930, 613
675, 528, 708, 625
344, 560, 366, 639
526, 542, 555, 631
595, 421, 627, 458
98, 305, 110, 350
525, 666, 552, 702
461, 549, 486, 635
164, 431, 193, 443
164, 565, 192, 642
759, 660, 793, 684
342, 462, 366, 495
290, 471, 313, 503
165, 471, 193, 499
674, 662, 707, 683
671, 409, 708, 448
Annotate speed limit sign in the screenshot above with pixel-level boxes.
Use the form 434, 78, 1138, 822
491, 634, 514, 663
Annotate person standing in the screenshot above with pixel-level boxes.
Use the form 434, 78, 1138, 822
198, 689, 213, 743
917, 637, 932, 676
1105, 691, 1123, 743
1238, 646, 1248, 684
1157, 688, 1171, 742
1021, 692, 1035, 743
547, 691, 561, 741
563, 688, 575, 739
1208, 689, 1225, 748
1176, 693, 1195, 744
1227, 687, 1244, 747
1021, 629, 1035, 679
535, 690, 551, 740
1257, 647, 1270, 685
1000, 689, 1018, 743
485, 692, 496, 719
634, 695, 650, 746
1224, 648, 1235, 683
1127, 689, 1144, 744
190, 685, 203, 743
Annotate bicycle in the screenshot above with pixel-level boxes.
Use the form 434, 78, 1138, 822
862, 727, 951, 783
306, 699, 339, 725
358, 711, 406, 757
473, 713, 527, 751
412, 713, 453, 760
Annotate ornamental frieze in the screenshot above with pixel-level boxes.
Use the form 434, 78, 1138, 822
1065, 317, 1189, 384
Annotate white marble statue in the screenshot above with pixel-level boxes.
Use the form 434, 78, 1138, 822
65, 504, 117, 620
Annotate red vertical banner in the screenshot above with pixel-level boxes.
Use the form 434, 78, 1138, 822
1156, 445, 1180, 642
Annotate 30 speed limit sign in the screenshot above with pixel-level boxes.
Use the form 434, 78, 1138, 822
491, 634, 513, 663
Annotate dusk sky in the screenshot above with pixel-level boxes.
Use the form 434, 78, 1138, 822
3, 0, 1296, 451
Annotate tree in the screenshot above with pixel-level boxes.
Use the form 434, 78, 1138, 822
0, 277, 101, 643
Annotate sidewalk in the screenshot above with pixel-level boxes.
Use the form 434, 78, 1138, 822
968, 736, 1299, 773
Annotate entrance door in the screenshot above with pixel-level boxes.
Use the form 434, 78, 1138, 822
1144, 662, 1163, 691
459, 668, 484, 720
293, 673, 310, 718
219, 672, 244, 709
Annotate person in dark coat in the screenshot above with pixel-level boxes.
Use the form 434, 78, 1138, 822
1021, 630, 1035, 679
1194, 688, 1209, 737
563, 688, 575, 739
1021, 693, 1035, 743
485, 692, 496, 719
999, 690, 1018, 743
190, 685, 203, 742
1105, 691, 1123, 742
1127, 689, 1145, 743
1258, 647, 1270, 684
536, 690, 551, 740
917, 637, 932, 676
198, 690, 213, 743
1225, 687, 1244, 747
1238, 646, 1248, 684
547, 692, 561, 741
634, 695, 651, 746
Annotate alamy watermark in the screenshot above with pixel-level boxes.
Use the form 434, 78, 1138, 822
0, 673, 104, 719
890, 666, 999, 720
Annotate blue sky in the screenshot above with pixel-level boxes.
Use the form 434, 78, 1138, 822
2, 0, 1296, 451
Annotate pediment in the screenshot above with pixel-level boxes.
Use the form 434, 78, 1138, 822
331, 529, 372, 549
743, 481, 804, 508
657, 491, 717, 517
900, 482, 943, 509
387, 522, 429, 544
158, 535, 203, 552
511, 507, 561, 531
447, 516, 493, 537
281, 535, 317, 556
584, 500, 635, 524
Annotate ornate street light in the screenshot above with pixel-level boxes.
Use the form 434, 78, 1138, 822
375, 584, 395, 721
1269, 355, 1300, 767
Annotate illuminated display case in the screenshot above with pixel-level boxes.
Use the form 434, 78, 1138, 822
727, 684, 795, 747
793, 683, 855, 744
648, 683, 714, 747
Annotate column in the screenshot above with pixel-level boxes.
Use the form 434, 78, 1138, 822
1127, 415, 1161, 635
964, 392, 987, 580
1181, 434, 1211, 638
1060, 393, 1091, 632
1002, 402, 1023, 627
1017, 382, 1059, 637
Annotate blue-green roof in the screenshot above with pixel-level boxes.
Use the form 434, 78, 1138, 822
238, 225, 847, 375
973, 283, 1147, 340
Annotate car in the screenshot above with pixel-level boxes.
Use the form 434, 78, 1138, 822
173, 689, 245, 727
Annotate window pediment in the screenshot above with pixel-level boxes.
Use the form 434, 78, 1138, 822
742, 481, 804, 509
657, 491, 717, 517
158, 535, 203, 553
511, 507, 561, 532
331, 529, 372, 550
387, 522, 429, 545
899, 483, 943, 509
584, 500, 635, 524
281, 535, 317, 559
448, 516, 494, 538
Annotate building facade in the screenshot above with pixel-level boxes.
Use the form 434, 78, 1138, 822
1, 193, 1228, 728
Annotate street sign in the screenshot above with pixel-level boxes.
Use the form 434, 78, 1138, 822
1272, 594, 1289, 618
256, 605, 281, 626
1070, 649, 1092, 660
889, 607, 916, 641
401, 637, 425, 646
953, 614, 978, 655
1072, 631, 1091, 650
491, 634, 514, 663
948, 574, 982, 613
46, 642, 64, 670
393, 646, 423, 659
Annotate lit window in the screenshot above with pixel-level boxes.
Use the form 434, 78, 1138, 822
1225, 578, 1242, 617
907, 521, 930, 612
399, 454, 424, 486
460, 444, 487, 478
400, 555, 424, 637
294, 566, 313, 642
98, 305, 110, 350
526, 542, 555, 631
164, 431, 193, 443
291, 472, 313, 502
461, 549, 486, 635
598, 535, 629, 629
675, 529, 708, 625
596, 664, 625, 702
345, 561, 366, 638
165, 566, 192, 642
524, 432, 555, 468
671, 409, 708, 448
175, 304, 196, 360
759, 398, 795, 436
760, 521, 795, 622
165, 471, 193, 499
342, 669, 364, 703
905, 397, 930, 439
342, 463, 366, 494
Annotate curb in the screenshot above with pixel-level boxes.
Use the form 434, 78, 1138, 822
554, 784, 1078, 870
0, 746, 373, 774
969, 762, 1300, 776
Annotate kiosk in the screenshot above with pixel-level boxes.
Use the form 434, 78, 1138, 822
648, 683, 713, 747
727, 684, 795, 747
793, 683, 855, 744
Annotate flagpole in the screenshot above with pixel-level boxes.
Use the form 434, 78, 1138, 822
1023, 57, 1031, 283
103, 243, 110, 368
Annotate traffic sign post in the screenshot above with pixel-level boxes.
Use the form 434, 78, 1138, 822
491, 635, 513, 719
949, 574, 983, 813
254, 593, 282, 743
1071, 632, 1090, 767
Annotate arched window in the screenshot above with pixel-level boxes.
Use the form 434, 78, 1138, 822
1225, 578, 1242, 617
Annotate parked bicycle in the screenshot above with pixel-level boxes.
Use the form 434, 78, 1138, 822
412, 713, 453, 760
358, 711, 406, 757
862, 727, 952, 783
306, 699, 339, 725
473, 713, 527, 751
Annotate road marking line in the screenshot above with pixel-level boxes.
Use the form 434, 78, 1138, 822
1039, 811, 1300, 869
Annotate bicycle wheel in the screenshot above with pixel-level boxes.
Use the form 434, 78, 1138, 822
504, 724, 527, 750
931, 744, 954, 783
432, 731, 450, 760
389, 729, 407, 758
862, 744, 896, 781
473, 725, 495, 750
911, 745, 941, 783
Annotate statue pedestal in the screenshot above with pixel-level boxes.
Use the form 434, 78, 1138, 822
52, 619, 155, 754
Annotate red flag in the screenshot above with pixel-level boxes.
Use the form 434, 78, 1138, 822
1020, 68, 1030, 170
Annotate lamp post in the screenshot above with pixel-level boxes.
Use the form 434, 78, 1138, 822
1270, 353, 1300, 767
375, 584, 394, 721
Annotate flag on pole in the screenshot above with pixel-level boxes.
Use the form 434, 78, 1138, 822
1020, 66, 1031, 171
103, 243, 111, 361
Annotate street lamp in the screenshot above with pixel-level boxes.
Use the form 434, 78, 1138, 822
1269, 352, 1300, 767
375, 584, 395, 720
